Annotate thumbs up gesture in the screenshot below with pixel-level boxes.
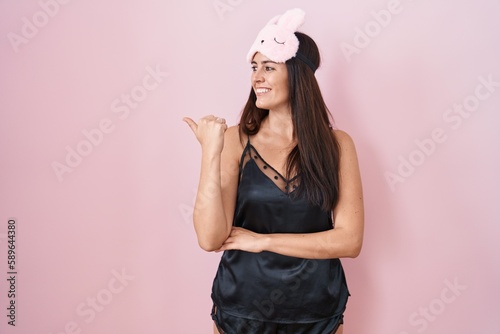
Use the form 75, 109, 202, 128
183, 115, 228, 156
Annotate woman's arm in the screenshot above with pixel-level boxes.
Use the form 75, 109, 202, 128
184, 117, 241, 251
217, 130, 364, 259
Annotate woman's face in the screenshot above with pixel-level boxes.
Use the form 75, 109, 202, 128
251, 52, 290, 112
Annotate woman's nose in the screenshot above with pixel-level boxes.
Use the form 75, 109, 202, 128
252, 69, 264, 83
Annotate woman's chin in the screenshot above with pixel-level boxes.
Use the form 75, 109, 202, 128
256, 100, 270, 109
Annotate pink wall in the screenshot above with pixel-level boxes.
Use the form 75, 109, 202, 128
1, 1, 499, 333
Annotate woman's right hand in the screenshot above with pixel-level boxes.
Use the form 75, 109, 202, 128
183, 115, 228, 156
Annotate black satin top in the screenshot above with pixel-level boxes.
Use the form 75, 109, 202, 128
211, 138, 349, 323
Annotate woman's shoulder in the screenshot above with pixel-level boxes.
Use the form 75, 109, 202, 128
223, 124, 246, 158
225, 124, 240, 136
333, 128, 353, 142
332, 128, 357, 153
225, 124, 244, 144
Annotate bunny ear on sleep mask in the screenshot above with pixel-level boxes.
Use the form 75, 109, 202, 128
246, 8, 316, 72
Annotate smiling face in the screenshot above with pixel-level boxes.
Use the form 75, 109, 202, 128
251, 52, 290, 113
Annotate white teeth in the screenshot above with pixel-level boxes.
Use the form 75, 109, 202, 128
256, 88, 271, 94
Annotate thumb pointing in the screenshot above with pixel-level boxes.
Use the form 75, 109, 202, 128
183, 117, 197, 133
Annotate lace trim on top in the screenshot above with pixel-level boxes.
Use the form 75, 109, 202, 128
239, 140, 300, 195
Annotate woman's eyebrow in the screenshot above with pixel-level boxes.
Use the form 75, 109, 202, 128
251, 60, 279, 65
262, 60, 278, 65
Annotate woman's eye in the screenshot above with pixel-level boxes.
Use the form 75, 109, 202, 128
251, 66, 274, 72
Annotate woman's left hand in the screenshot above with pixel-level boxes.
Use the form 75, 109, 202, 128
216, 227, 267, 253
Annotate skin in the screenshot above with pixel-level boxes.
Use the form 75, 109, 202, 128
184, 52, 362, 334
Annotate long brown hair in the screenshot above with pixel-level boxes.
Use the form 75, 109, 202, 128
239, 32, 340, 212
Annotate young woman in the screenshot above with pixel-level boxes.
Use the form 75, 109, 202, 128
184, 9, 364, 334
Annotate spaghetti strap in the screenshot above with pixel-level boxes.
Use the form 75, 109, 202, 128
238, 134, 251, 176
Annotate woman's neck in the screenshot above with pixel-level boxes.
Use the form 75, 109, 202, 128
263, 108, 294, 143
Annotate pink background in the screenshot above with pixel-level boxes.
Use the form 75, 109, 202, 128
1, 1, 499, 333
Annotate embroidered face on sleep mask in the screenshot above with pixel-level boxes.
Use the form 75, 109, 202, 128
246, 8, 306, 64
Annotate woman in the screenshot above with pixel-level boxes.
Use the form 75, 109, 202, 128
184, 8, 364, 334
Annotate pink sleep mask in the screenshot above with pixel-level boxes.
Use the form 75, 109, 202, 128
246, 8, 317, 72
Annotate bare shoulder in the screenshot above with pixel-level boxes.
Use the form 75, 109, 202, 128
225, 124, 241, 141
333, 129, 357, 154
223, 125, 245, 161
224, 125, 244, 148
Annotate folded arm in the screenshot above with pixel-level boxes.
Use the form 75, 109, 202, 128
217, 130, 364, 259
184, 117, 241, 251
